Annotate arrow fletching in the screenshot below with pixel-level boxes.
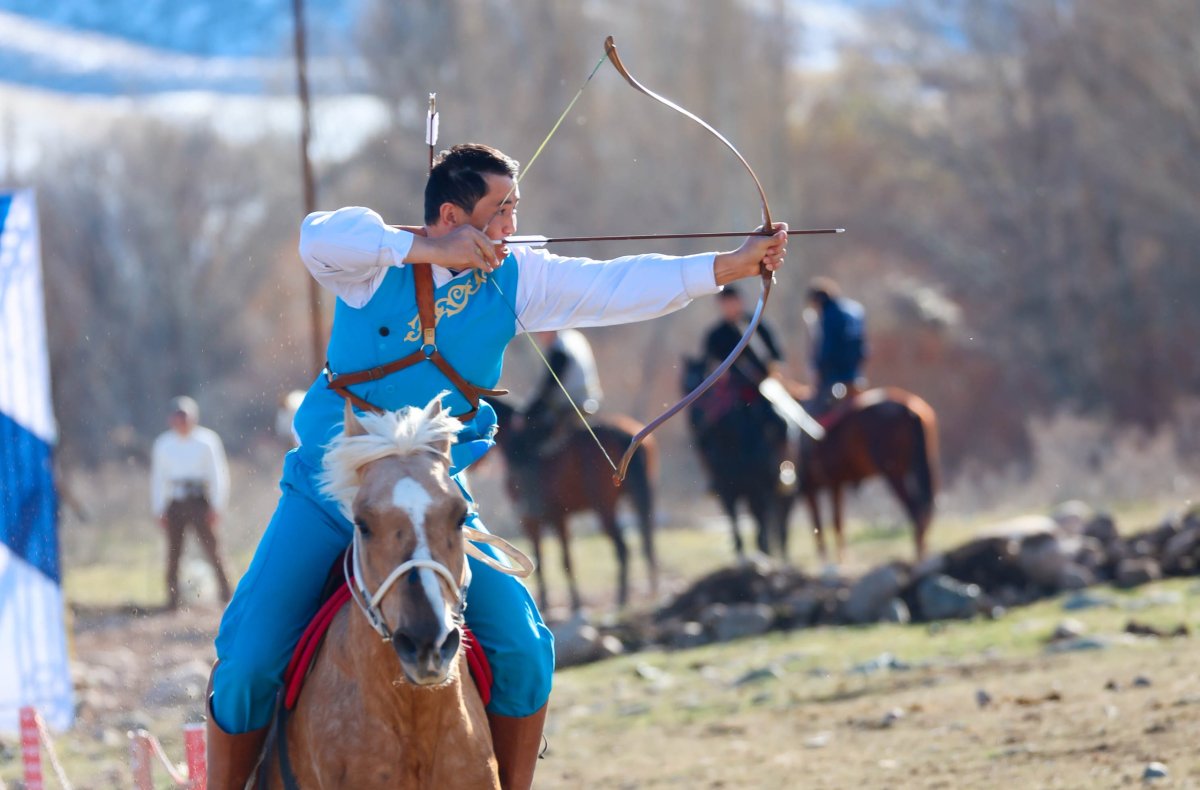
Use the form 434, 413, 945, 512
425, 93, 439, 147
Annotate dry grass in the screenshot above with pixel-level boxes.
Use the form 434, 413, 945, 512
9, 439, 1196, 788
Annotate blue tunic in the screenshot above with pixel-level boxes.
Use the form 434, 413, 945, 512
214, 256, 555, 732
815, 296, 867, 386
295, 258, 519, 474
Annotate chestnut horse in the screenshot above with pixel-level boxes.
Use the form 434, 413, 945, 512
798, 387, 938, 564
259, 399, 531, 788
491, 399, 658, 612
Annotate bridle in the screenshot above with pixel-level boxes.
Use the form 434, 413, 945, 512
345, 516, 535, 642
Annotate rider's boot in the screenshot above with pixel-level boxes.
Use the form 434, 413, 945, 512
205, 662, 269, 790
488, 703, 548, 790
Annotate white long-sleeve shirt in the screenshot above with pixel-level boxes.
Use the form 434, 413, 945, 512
298, 207, 721, 330
150, 427, 230, 517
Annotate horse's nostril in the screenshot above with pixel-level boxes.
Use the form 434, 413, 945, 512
439, 628, 462, 662
391, 631, 420, 661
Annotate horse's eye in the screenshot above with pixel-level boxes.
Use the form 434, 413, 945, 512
457, 510, 468, 530
355, 519, 372, 538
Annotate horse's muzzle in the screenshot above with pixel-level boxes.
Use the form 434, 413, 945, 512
392, 626, 462, 685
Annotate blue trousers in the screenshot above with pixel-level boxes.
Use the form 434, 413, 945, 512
212, 452, 555, 732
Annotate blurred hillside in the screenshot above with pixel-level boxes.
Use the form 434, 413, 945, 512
1, 0, 1197, 501
0, 0, 359, 59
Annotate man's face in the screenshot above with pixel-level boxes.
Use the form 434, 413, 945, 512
466, 172, 519, 242
719, 296, 742, 322
169, 411, 193, 434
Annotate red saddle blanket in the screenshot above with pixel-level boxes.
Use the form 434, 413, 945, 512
282, 582, 493, 710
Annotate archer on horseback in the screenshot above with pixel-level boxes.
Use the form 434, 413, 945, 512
698, 285, 788, 438
686, 287, 794, 558
205, 143, 789, 788
793, 277, 940, 567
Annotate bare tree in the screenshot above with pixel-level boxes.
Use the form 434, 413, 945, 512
37, 121, 297, 462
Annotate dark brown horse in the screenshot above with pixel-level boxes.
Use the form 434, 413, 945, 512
798, 387, 938, 564
491, 399, 658, 612
684, 365, 792, 559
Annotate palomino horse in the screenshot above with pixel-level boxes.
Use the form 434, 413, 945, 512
798, 387, 939, 564
491, 399, 658, 612
259, 399, 531, 788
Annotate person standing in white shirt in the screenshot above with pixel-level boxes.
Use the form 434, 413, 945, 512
150, 396, 233, 610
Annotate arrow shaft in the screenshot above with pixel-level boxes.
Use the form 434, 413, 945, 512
507, 228, 843, 245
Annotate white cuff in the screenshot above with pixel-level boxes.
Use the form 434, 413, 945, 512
680, 253, 720, 298
379, 225, 416, 266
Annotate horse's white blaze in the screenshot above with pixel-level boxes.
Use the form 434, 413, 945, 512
391, 477, 452, 637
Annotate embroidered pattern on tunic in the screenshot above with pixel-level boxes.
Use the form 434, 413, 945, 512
403, 271, 487, 342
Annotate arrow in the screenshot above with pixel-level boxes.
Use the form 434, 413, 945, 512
503, 228, 845, 247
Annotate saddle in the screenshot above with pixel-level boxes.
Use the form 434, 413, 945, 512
811, 386, 884, 433
281, 551, 494, 710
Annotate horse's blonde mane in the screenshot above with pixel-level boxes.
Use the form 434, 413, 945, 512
318, 395, 462, 520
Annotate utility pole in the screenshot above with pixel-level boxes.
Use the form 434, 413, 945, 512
291, 0, 324, 373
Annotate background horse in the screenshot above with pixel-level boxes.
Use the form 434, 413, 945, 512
491, 399, 657, 612
798, 387, 938, 564
683, 358, 792, 559
262, 401, 501, 788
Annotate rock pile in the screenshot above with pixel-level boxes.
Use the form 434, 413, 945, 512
552, 502, 1200, 666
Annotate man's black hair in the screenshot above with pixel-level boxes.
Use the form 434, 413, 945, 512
717, 285, 742, 301
807, 276, 841, 303
424, 144, 520, 224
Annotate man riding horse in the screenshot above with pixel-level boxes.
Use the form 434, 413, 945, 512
693, 286, 785, 438
688, 287, 792, 557
206, 143, 790, 788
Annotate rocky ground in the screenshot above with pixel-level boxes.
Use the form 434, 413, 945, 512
3, 579, 1198, 789
4, 502, 1200, 788
552, 503, 1200, 666
543, 625, 1200, 789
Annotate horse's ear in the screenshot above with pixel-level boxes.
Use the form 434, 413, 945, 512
430, 435, 453, 461
343, 401, 366, 437
425, 397, 453, 459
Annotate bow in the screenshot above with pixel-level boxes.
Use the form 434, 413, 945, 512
481, 36, 819, 484
601, 36, 781, 484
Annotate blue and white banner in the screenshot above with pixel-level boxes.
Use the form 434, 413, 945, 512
0, 189, 74, 732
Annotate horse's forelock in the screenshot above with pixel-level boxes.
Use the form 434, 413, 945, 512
318, 398, 462, 519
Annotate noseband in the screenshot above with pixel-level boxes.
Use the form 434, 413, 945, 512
345, 519, 536, 642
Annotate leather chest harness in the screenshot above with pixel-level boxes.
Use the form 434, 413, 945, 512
323, 263, 507, 421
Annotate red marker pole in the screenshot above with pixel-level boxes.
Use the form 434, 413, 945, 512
20, 706, 44, 790
129, 730, 154, 790
185, 722, 207, 789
